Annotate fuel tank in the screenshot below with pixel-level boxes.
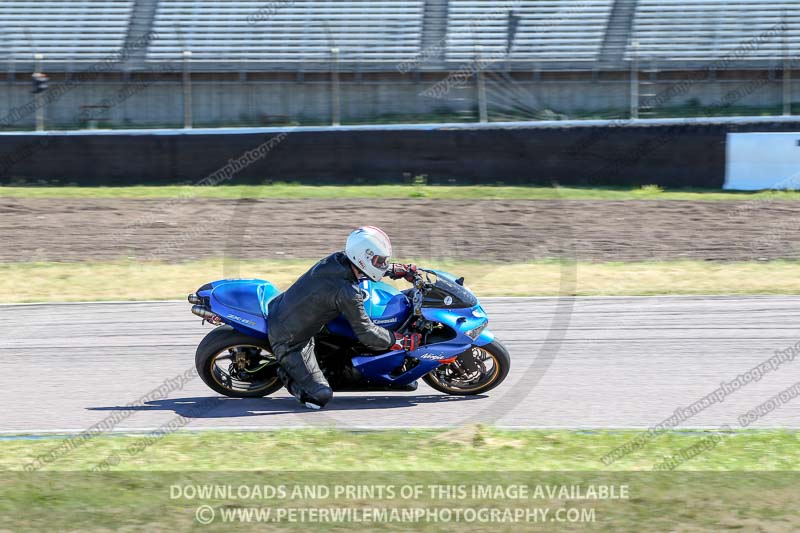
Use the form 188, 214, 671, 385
326, 280, 411, 338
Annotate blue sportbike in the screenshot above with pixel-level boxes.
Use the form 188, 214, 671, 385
188, 268, 510, 398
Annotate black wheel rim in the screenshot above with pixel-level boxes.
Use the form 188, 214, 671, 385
427, 346, 500, 393
209, 344, 280, 394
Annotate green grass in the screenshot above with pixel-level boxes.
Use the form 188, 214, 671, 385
5, 258, 800, 303
4, 427, 798, 472
2, 429, 798, 530
2, 183, 800, 200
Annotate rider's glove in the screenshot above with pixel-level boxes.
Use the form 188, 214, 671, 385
391, 332, 422, 352
386, 263, 418, 282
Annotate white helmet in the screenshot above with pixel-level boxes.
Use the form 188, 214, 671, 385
345, 226, 392, 282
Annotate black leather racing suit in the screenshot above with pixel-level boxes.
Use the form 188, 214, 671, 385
267, 251, 394, 406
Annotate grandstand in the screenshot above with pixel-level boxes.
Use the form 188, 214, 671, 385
148, 0, 425, 63
1, 0, 800, 128
626, 0, 800, 62
1, 0, 799, 70
1, 0, 134, 62
445, 0, 614, 62
627, 0, 800, 62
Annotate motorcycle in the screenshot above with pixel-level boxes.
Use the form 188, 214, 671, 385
188, 268, 510, 398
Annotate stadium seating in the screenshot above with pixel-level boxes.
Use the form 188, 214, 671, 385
147, 0, 425, 62
627, 0, 800, 61
3, 0, 800, 67
445, 0, 615, 62
0, 0, 134, 61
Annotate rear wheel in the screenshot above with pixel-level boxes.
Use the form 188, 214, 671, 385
195, 326, 283, 398
422, 340, 510, 395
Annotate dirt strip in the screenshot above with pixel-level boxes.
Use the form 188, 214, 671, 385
0, 197, 796, 263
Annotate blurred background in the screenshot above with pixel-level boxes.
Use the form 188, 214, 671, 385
2, 0, 800, 131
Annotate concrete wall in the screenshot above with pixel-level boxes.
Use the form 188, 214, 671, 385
0, 71, 796, 130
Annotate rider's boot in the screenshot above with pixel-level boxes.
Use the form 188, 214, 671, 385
278, 367, 332, 409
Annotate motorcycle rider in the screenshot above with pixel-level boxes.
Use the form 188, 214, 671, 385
267, 226, 422, 409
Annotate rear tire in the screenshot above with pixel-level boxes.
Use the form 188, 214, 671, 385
195, 326, 283, 398
422, 340, 510, 396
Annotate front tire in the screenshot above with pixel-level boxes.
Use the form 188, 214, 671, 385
195, 326, 283, 398
422, 340, 510, 395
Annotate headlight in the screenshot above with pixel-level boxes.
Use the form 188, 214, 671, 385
472, 306, 487, 318
466, 321, 487, 340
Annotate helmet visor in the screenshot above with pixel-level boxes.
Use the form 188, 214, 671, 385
371, 254, 390, 271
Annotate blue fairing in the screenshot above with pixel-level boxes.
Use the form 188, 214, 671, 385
197, 272, 494, 386
473, 326, 495, 346
351, 303, 490, 386
346, 278, 491, 386
424, 270, 494, 346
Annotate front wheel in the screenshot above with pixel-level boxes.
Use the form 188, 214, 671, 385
422, 340, 510, 395
195, 326, 283, 398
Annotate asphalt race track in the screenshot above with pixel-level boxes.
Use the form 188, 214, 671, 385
1, 296, 799, 433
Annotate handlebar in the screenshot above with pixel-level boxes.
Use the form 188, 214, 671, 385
396, 268, 434, 333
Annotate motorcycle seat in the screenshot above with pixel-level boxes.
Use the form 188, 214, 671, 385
211, 280, 281, 318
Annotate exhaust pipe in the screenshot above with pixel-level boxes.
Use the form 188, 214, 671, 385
191, 305, 223, 325
188, 293, 202, 304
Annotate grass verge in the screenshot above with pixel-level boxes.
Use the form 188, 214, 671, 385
3, 427, 798, 471
4, 258, 800, 303
2, 183, 800, 200
1, 428, 798, 530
